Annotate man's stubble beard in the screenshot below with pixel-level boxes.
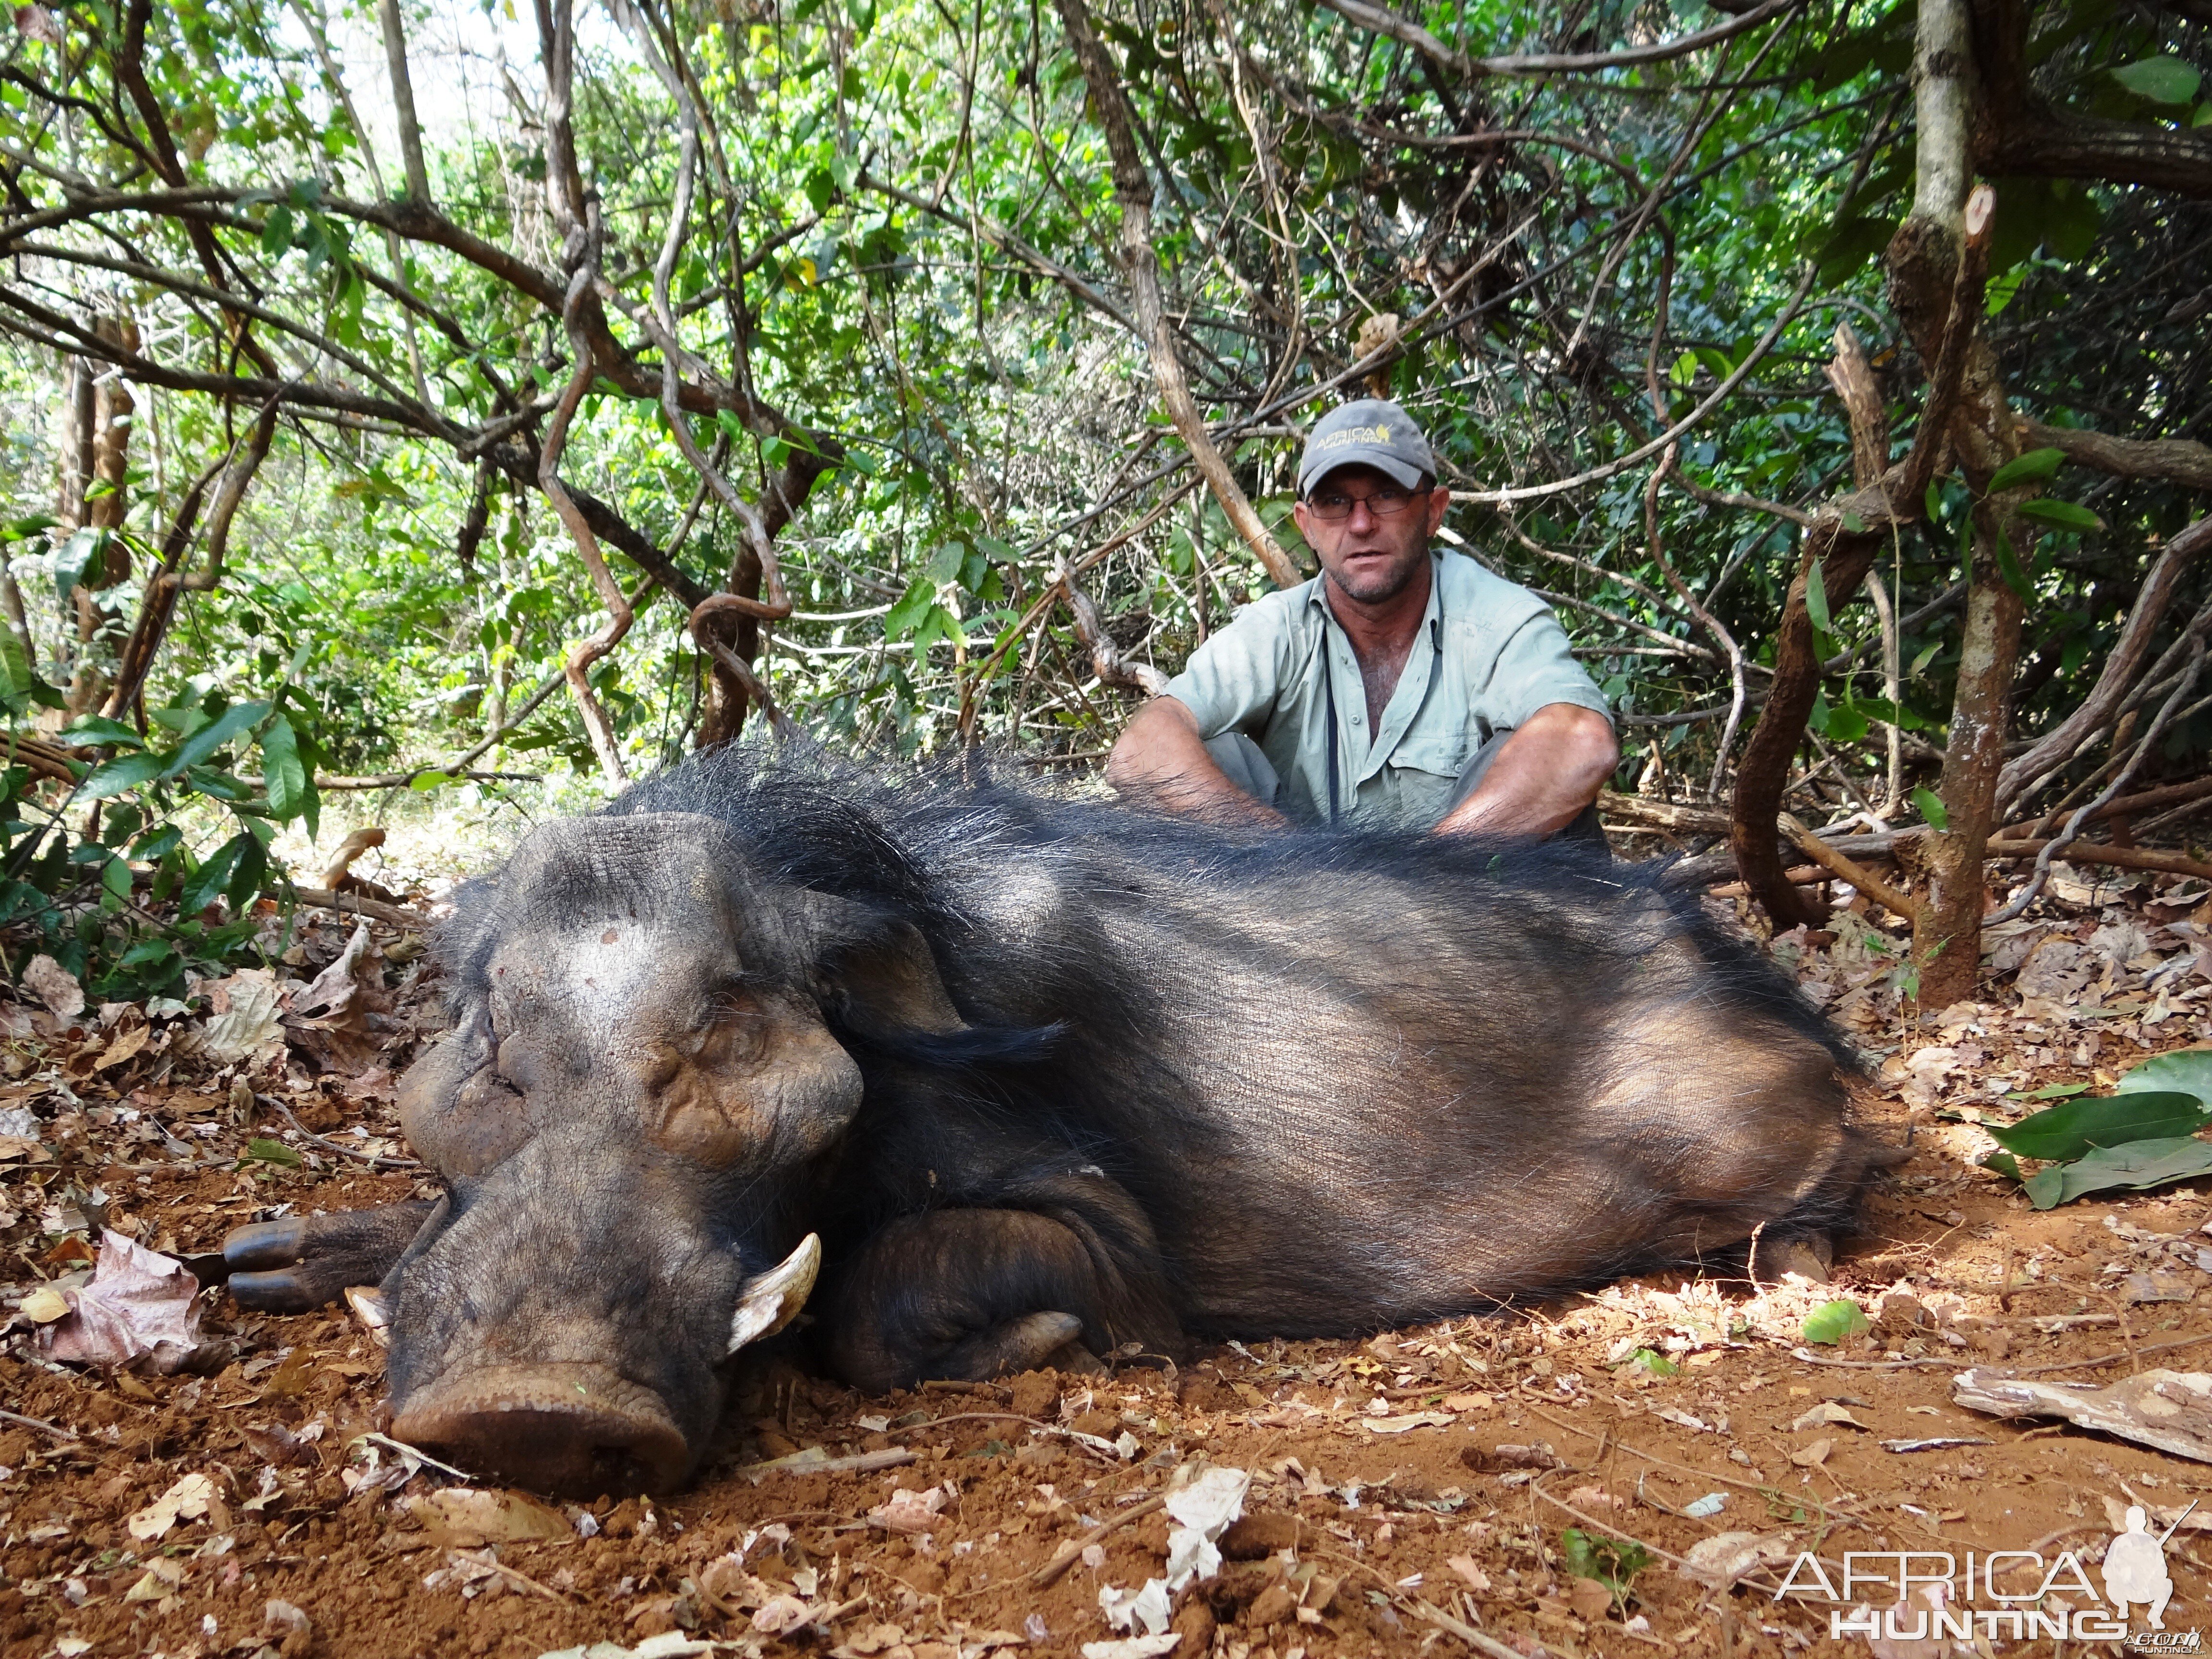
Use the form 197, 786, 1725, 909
1326, 541, 1427, 606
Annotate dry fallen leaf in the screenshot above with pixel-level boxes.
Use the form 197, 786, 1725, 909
92, 1017, 150, 1072
1790, 1401, 1866, 1432
1677, 1530, 1797, 1591
866, 1484, 950, 1535
36, 1227, 203, 1371
402, 1488, 572, 1547
1955, 1367, 2212, 1463
128, 1472, 214, 1540
196, 968, 285, 1063
23, 953, 83, 1018
1790, 1437, 1835, 1468
751, 1596, 817, 1636
1444, 1554, 1491, 1593
283, 922, 393, 1075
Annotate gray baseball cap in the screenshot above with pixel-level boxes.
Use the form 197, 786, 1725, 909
1297, 398, 1436, 495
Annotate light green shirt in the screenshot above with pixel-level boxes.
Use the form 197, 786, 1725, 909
1163, 551, 1611, 828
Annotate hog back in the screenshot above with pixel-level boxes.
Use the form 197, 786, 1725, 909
613, 757, 1865, 1330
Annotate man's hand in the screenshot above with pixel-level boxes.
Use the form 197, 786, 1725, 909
1106, 697, 1288, 828
1433, 703, 1617, 839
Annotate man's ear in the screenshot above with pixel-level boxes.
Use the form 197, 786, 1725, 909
775, 889, 967, 1038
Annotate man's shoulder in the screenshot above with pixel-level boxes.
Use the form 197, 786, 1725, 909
1436, 550, 1556, 637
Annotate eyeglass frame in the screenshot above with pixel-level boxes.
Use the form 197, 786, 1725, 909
1299, 481, 1436, 523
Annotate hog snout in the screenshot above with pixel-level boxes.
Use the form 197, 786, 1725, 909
392, 1362, 692, 1495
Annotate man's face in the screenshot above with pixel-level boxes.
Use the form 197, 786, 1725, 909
1293, 463, 1450, 607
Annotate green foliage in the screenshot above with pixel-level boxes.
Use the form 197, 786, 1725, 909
1985, 1055, 2212, 1209
1560, 1528, 1652, 1616
1802, 1299, 1872, 1345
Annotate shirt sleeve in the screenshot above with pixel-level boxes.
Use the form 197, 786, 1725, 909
1486, 607, 1613, 730
1161, 595, 1298, 738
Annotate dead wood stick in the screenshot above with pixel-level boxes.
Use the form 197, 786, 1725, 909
883, 1409, 1121, 1461
1027, 1492, 1169, 1588
290, 884, 428, 930
1982, 837, 2212, 881
1779, 811, 1921, 921
1405, 1598, 1528, 1659
450, 1548, 572, 1602
734, 1446, 916, 1479
256, 1093, 421, 1171
0, 1405, 80, 1441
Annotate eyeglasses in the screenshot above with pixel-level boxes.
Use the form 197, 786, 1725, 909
1303, 485, 1431, 523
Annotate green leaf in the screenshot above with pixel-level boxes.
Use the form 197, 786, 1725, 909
1825, 703, 1869, 743
926, 541, 967, 585
2015, 499, 2101, 532
179, 832, 252, 915
62, 716, 143, 749
78, 750, 170, 801
2020, 1081, 2090, 1100
1986, 447, 2065, 493
1623, 1347, 1678, 1376
1803, 1299, 1872, 1345
1992, 530, 2035, 603
2118, 1050, 2212, 1107
52, 528, 105, 602
261, 202, 296, 255
1803, 557, 1831, 633
1912, 786, 1949, 831
1984, 1091, 2212, 1161
883, 577, 934, 640
408, 770, 454, 792
2022, 1137, 2212, 1210
1981, 1150, 2024, 1183
1561, 1528, 1651, 1612
165, 701, 270, 777
2113, 56, 2202, 105
242, 1136, 302, 1168
259, 714, 309, 823
131, 825, 183, 861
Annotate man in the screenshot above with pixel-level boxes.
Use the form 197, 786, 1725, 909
1107, 398, 1618, 837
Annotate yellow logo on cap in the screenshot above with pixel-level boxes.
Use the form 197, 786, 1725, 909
1313, 424, 1392, 449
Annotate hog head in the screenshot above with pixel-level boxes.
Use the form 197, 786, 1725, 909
372, 811, 961, 1495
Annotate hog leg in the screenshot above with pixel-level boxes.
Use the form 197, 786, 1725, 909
820, 1205, 1181, 1394
223, 1201, 441, 1312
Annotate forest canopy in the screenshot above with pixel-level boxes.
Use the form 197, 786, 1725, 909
0, 0, 2203, 1008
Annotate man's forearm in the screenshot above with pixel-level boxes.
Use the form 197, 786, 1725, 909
1434, 704, 1618, 838
1106, 697, 1287, 827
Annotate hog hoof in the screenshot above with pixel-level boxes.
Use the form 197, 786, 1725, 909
937, 1309, 1087, 1381
1751, 1233, 1833, 1286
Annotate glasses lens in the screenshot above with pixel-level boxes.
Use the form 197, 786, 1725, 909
1309, 488, 1418, 522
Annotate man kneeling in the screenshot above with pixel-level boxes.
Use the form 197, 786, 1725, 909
1107, 399, 1619, 838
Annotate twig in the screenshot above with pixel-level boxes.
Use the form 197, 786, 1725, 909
289, 885, 429, 931
1790, 1347, 1959, 1370
361, 1430, 475, 1481
883, 1410, 1121, 1462
256, 1094, 422, 1171
1405, 1597, 1528, 1659
1995, 1329, 2212, 1378
0, 1405, 80, 1441
451, 1547, 572, 1602
1026, 1493, 1169, 1588
733, 1446, 917, 1479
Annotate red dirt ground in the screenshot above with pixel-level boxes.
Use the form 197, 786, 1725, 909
3, 871, 2210, 1659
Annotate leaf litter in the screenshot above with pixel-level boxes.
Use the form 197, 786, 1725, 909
0, 863, 2211, 1656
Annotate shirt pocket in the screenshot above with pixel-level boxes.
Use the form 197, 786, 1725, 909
1383, 730, 1473, 786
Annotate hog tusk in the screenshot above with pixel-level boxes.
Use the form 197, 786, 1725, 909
344, 1285, 392, 1348
726, 1233, 821, 1356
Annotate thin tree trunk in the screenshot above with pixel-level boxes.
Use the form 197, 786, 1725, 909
1053, 0, 1303, 592
377, 0, 433, 203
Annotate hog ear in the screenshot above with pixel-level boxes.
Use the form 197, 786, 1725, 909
779, 889, 1064, 1064
780, 889, 968, 1037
